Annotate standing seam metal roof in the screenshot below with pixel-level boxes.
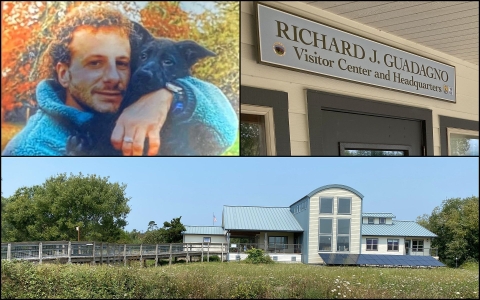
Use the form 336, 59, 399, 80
223, 206, 304, 231
183, 226, 226, 235
362, 221, 437, 237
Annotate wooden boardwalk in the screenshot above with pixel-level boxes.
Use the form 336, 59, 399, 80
1, 241, 228, 266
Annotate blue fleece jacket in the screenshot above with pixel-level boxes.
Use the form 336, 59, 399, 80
2, 77, 238, 156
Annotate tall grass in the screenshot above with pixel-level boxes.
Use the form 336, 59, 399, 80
2, 260, 478, 299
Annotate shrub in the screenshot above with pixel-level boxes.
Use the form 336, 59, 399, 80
460, 258, 479, 271
244, 247, 274, 264
203, 255, 220, 262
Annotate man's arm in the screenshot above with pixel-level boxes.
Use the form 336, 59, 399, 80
111, 89, 173, 156
112, 76, 238, 156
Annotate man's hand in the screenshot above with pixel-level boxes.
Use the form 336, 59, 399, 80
111, 89, 173, 156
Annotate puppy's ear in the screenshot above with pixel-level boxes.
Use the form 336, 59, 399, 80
130, 21, 154, 49
176, 40, 216, 68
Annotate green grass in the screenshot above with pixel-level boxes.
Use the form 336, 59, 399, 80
2, 260, 478, 299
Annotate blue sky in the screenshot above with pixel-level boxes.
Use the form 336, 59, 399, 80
1, 157, 478, 232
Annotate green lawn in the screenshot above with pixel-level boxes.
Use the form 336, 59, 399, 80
2, 260, 478, 299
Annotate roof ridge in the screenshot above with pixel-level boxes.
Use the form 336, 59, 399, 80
223, 205, 290, 208
185, 225, 224, 227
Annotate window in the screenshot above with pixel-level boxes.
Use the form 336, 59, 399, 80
368, 217, 374, 224
203, 237, 211, 243
447, 128, 479, 156
387, 239, 399, 251
412, 240, 424, 252
337, 198, 351, 214
241, 86, 291, 156
366, 238, 378, 251
379, 218, 386, 224
320, 198, 333, 214
240, 104, 277, 156
337, 219, 350, 251
268, 236, 287, 249
240, 113, 267, 156
319, 218, 332, 251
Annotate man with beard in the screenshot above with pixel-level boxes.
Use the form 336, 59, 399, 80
2, 5, 237, 156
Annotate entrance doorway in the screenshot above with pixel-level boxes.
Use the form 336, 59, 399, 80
405, 240, 411, 255
307, 90, 433, 156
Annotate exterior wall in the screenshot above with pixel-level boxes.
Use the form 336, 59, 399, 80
290, 197, 310, 263
362, 217, 393, 224
227, 253, 302, 263
241, 1, 479, 155
308, 188, 362, 264
362, 236, 405, 255
183, 234, 227, 244
361, 236, 432, 256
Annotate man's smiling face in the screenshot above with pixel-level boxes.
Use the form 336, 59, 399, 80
57, 26, 131, 113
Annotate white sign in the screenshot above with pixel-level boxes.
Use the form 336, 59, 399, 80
255, 2, 456, 102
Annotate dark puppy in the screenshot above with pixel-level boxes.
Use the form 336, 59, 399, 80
66, 23, 215, 156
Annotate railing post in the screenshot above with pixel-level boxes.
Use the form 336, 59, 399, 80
68, 241, 72, 263
100, 243, 104, 265
92, 242, 96, 265
169, 244, 173, 266
124, 244, 127, 267
221, 243, 224, 262
7, 243, 11, 261
140, 244, 143, 267
155, 244, 158, 267
201, 243, 204, 263
207, 243, 210, 262
186, 243, 189, 264
39, 242, 43, 264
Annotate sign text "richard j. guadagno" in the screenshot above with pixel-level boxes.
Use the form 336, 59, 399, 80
255, 3, 456, 102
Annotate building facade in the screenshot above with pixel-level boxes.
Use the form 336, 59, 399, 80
240, 1, 479, 156
182, 184, 439, 265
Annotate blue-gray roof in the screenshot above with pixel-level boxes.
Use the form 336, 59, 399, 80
306, 184, 364, 199
362, 213, 396, 218
183, 226, 225, 235
223, 206, 304, 232
362, 221, 437, 237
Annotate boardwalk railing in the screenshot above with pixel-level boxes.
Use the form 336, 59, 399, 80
1, 241, 229, 265
229, 243, 302, 254
405, 247, 438, 257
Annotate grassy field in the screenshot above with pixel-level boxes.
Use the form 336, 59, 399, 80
1, 260, 478, 299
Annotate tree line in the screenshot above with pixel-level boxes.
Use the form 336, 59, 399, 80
2, 174, 478, 268
416, 196, 478, 267
1, 173, 184, 244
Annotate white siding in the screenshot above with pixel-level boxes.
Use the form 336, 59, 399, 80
309, 188, 362, 264
361, 237, 433, 256
362, 236, 405, 255
227, 253, 302, 263
362, 217, 393, 224
183, 234, 227, 244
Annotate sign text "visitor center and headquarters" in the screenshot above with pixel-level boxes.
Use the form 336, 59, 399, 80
255, 3, 456, 103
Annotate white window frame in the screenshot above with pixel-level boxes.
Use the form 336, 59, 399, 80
447, 127, 479, 156
203, 237, 211, 243
241, 104, 276, 156
379, 217, 386, 224
366, 238, 378, 251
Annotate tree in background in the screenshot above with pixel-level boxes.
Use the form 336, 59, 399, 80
143, 216, 186, 244
416, 196, 479, 267
2, 172, 131, 242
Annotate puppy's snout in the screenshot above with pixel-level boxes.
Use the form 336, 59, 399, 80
136, 61, 156, 79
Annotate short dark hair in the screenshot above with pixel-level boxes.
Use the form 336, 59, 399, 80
41, 4, 133, 83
